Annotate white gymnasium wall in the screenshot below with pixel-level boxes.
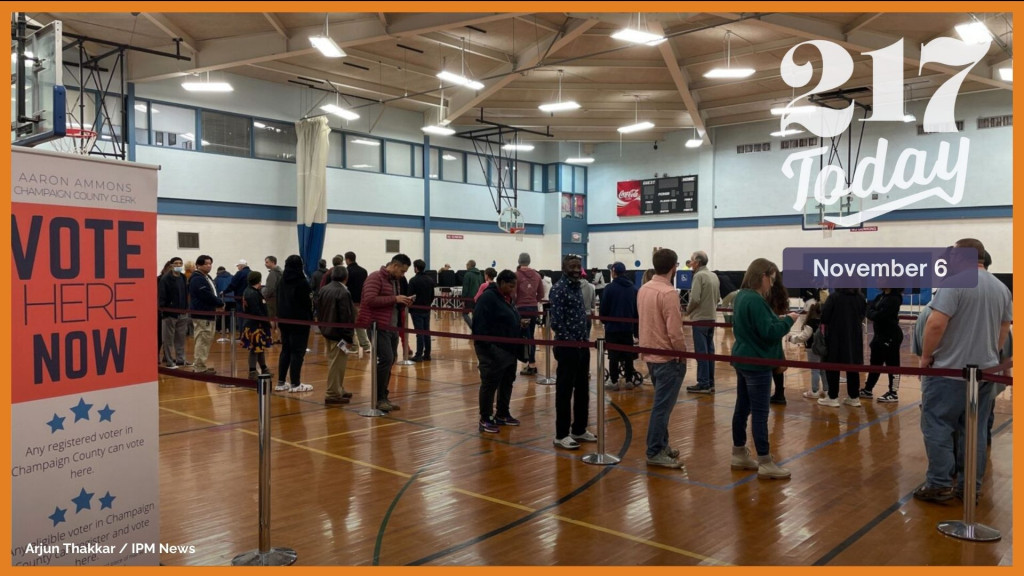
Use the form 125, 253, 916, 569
157, 215, 296, 271
322, 224, 423, 270
428, 231, 550, 272
589, 217, 1013, 273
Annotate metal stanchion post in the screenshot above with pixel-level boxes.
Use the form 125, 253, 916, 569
229, 309, 237, 378
360, 322, 386, 417
937, 365, 1000, 542
216, 310, 230, 343
397, 308, 414, 366
537, 305, 556, 385
583, 339, 620, 466
232, 374, 297, 566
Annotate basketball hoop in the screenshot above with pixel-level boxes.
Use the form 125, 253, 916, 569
509, 227, 525, 242
52, 127, 98, 155
821, 221, 836, 238
497, 205, 525, 238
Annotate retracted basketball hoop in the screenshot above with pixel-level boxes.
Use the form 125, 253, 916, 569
52, 127, 97, 155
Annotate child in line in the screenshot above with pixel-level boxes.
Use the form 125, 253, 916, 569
240, 271, 274, 381
789, 299, 825, 399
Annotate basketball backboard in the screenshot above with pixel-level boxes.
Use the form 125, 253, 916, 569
801, 194, 862, 231
11, 20, 65, 146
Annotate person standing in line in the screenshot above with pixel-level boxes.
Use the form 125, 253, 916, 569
239, 271, 273, 380
859, 287, 905, 403
226, 259, 252, 331
263, 255, 284, 341
408, 259, 436, 362
318, 266, 356, 405
474, 267, 497, 300
685, 250, 720, 394
188, 255, 224, 374
788, 298, 825, 399
274, 255, 314, 393
514, 253, 545, 377
729, 258, 797, 479
816, 288, 866, 408
914, 238, 1011, 503
360, 254, 414, 412
214, 265, 234, 335
159, 257, 190, 368
549, 254, 595, 450
600, 262, 639, 389
345, 251, 372, 354
767, 279, 793, 405
461, 260, 484, 330
637, 249, 687, 469
473, 270, 525, 432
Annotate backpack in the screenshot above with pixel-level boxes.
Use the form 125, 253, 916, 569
811, 324, 828, 358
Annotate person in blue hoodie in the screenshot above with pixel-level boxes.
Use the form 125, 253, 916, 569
214, 265, 235, 335
599, 262, 639, 389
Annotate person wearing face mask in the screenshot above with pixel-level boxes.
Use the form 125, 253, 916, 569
549, 254, 595, 450
159, 257, 190, 368
729, 258, 798, 479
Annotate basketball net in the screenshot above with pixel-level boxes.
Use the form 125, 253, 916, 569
52, 127, 98, 155
821, 221, 835, 239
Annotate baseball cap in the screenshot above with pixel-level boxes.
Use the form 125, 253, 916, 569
237, 259, 248, 267
611, 262, 626, 275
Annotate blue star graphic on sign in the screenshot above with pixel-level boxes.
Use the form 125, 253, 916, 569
70, 398, 93, 422
99, 491, 116, 509
46, 413, 66, 433
71, 487, 94, 513
49, 506, 67, 526
98, 404, 115, 422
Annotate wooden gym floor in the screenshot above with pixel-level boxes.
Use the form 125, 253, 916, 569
157, 315, 1012, 566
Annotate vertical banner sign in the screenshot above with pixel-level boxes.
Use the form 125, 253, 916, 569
615, 180, 641, 216
11, 148, 160, 566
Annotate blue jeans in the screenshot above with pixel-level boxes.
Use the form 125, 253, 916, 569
410, 311, 430, 357
921, 376, 997, 489
732, 368, 772, 456
691, 325, 715, 387
646, 361, 685, 458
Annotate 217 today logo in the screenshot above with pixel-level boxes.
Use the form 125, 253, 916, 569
779, 37, 992, 226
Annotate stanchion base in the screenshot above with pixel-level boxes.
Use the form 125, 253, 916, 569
231, 547, 298, 566
359, 408, 387, 417
937, 521, 1001, 542
216, 338, 230, 343
396, 360, 415, 366
581, 453, 621, 466
536, 377, 556, 385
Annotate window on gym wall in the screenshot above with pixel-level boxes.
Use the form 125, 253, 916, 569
346, 134, 381, 172
466, 153, 488, 186
412, 144, 423, 178
253, 119, 296, 162
133, 100, 151, 146
427, 148, 439, 179
150, 103, 195, 150
328, 131, 342, 167
533, 162, 544, 191
385, 141, 412, 177
441, 149, 464, 182
201, 110, 250, 157
517, 161, 533, 191
574, 166, 586, 194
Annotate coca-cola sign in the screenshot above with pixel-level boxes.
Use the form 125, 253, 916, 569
616, 180, 641, 216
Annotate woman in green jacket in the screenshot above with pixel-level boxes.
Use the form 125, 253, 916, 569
730, 258, 798, 479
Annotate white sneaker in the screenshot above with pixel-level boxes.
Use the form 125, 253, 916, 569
570, 430, 598, 443
802, 390, 821, 399
553, 436, 580, 450
817, 397, 840, 407
290, 383, 314, 393
842, 397, 862, 407
274, 383, 290, 392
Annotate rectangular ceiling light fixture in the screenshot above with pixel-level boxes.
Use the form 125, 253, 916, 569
321, 103, 360, 120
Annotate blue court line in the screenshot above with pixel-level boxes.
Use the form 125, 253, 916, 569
812, 487, 919, 565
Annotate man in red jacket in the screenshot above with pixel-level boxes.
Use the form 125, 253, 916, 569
360, 254, 413, 412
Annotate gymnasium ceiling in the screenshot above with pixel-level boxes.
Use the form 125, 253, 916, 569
26, 10, 1014, 144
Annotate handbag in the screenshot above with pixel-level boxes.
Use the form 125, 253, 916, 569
811, 324, 828, 358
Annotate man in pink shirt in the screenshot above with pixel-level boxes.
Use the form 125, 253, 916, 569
637, 248, 688, 469
515, 252, 545, 375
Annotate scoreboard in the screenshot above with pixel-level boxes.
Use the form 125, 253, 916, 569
639, 175, 697, 215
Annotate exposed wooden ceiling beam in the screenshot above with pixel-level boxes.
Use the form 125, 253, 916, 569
140, 12, 198, 55
262, 13, 288, 39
